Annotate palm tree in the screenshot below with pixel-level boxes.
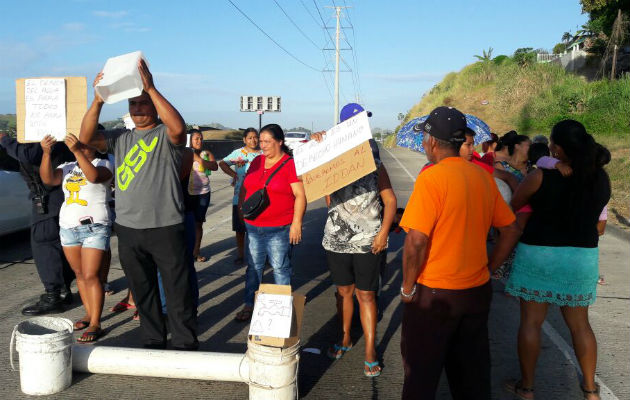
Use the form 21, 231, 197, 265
474, 47, 494, 62
562, 32, 572, 44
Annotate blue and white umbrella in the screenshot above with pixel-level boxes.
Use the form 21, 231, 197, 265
396, 114, 492, 153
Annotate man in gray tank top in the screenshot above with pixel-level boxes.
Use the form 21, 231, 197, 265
79, 60, 197, 350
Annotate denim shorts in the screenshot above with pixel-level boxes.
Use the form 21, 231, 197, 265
59, 223, 111, 251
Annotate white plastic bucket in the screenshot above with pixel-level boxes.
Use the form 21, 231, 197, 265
246, 340, 300, 400
95, 51, 147, 104
10, 317, 73, 395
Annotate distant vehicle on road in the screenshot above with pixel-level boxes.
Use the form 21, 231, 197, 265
284, 131, 310, 151
0, 151, 30, 235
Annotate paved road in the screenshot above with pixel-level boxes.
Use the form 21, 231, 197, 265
0, 145, 627, 399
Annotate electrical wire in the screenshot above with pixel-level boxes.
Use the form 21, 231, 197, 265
227, 0, 320, 72
272, 0, 321, 50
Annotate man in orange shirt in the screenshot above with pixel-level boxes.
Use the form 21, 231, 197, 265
399, 106, 521, 400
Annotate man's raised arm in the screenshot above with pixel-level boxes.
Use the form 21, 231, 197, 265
79, 72, 107, 152
138, 59, 186, 145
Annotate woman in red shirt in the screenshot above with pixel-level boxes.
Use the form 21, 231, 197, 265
235, 124, 306, 321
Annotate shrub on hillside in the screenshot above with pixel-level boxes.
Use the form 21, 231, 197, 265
513, 47, 536, 66
492, 55, 510, 65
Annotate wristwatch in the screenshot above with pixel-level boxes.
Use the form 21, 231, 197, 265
400, 284, 416, 299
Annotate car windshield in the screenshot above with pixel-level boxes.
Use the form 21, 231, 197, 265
285, 132, 306, 139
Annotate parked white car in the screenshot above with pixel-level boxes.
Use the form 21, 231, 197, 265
284, 131, 310, 151
0, 158, 31, 236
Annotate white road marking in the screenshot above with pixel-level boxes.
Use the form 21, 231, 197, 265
542, 322, 619, 400
382, 146, 416, 181
385, 145, 619, 400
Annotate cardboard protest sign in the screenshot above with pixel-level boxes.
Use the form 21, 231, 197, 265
248, 293, 293, 338
300, 140, 376, 203
293, 111, 372, 176
248, 284, 305, 348
16, 77, 87, 143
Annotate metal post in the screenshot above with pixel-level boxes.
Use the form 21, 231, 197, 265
611, 44, 618, 80
334, 6, 341, 125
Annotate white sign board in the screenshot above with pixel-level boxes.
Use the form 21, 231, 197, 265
248, 293, 293, 338
293, 111, 372, 175
24, 78, 67, 141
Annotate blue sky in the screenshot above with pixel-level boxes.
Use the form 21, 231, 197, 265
1, 0, 588, 131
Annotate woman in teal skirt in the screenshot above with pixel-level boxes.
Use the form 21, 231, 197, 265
504, 120, 610, 400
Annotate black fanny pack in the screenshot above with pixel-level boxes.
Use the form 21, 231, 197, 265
241, 157, 292, 220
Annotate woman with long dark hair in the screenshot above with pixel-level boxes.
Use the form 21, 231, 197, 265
494, 131, 531, 181
504, 120, 610, 400
188, 129, 217, 262
219, 127, 261, 264
234, 124, 306, 321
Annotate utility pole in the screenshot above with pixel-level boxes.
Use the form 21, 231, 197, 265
334, 6, 341, 125
325, 5, 350, 125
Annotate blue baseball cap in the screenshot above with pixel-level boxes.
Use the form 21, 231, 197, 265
340, 103, 373, 122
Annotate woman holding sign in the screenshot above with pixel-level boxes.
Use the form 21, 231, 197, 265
234, 124, 306, 322
39, 134, 113, 343
315, 103, 397, 378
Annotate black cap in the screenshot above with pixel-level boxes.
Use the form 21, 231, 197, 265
419, 106, 467, 143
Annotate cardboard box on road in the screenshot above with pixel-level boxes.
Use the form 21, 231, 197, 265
248, 284, 305, 348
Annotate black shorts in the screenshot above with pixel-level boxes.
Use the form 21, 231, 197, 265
232, 205, 246, 233
325, 250, 385, 291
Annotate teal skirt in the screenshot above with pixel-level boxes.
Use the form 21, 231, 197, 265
505, 243, 599, 307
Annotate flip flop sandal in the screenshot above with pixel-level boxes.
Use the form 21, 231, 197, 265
581, 383, 600, 400
110, 301, 135, 313
132, 310, 140, 321
364, 361, 381, 378
77, 327, 103, 343
73, 319, 90, 331
326, 343, 352, 360
504, 380, 534, 400
234, 308, 253, 322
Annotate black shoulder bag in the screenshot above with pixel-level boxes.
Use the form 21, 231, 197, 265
241, 157, 292, 220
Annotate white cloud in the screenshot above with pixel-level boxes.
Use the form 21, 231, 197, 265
62, 22, 86, 32
110, 21, 150, 33
93, 10, 128, 18
0, 41, 43, 75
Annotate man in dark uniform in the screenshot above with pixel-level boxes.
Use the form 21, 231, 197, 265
0, 132, 75, 315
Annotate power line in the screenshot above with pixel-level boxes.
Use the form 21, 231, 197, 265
227, 0, 320, 72
272, 0, 320, 50
312, 0, 336, 46
299, 0, 322, 27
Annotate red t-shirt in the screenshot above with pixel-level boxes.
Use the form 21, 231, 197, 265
480, 151, 495, 166
472, 152, 494, 173
243, 154, 299, 227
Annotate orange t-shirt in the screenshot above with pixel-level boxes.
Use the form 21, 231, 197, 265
400, 157, 515, 289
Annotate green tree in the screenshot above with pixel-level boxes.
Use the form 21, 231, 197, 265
397, 113, 405, 122
553, 43, 568, 54
513, 47, 536, 66
562, 31, 573, 44
474, 47, 494, 62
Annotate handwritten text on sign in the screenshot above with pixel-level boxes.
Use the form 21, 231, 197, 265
24, 79, 66, 141
293, 111, 372, 175
301, 140, 376, 203
248, 293, 293, 338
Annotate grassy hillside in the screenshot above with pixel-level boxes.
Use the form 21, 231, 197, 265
0, 114, 16, 133
398, 59, 629, 223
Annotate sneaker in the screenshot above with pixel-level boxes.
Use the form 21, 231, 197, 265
22, 292, 65, 316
